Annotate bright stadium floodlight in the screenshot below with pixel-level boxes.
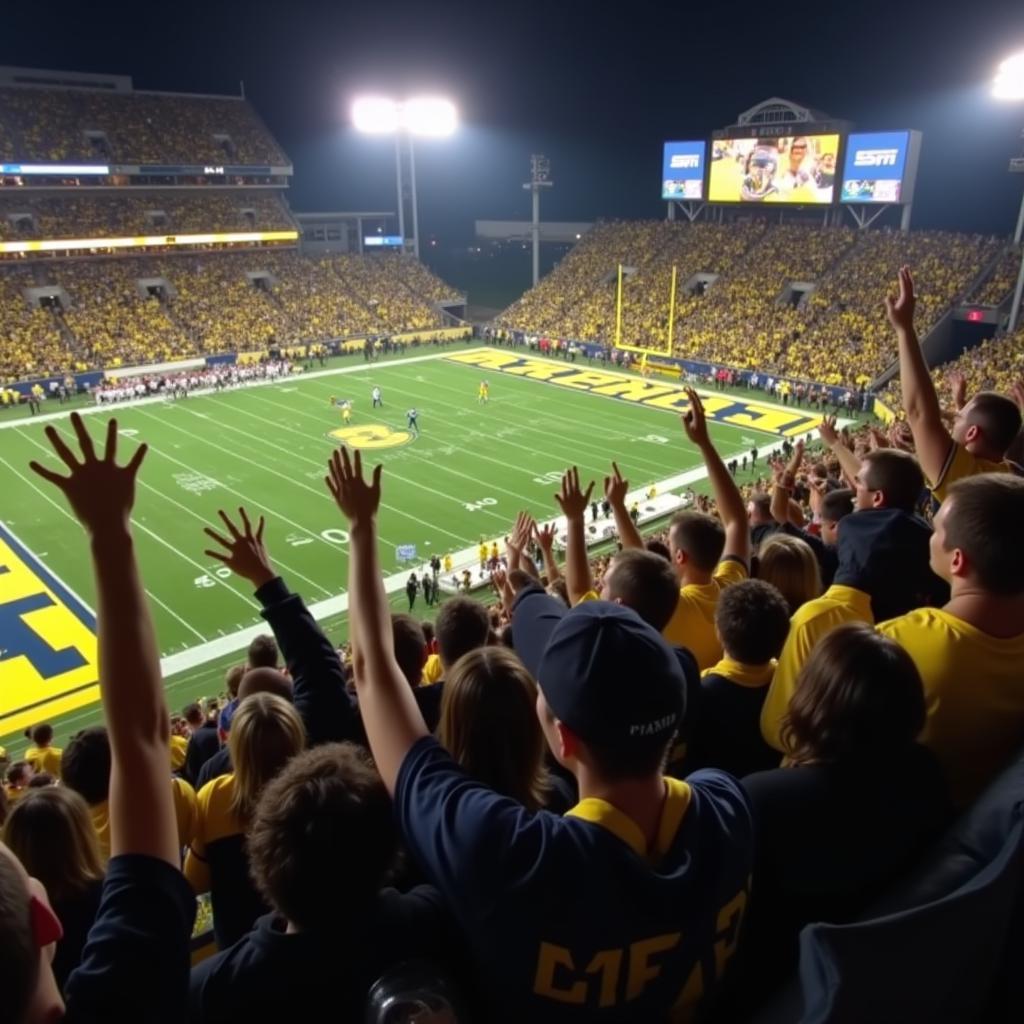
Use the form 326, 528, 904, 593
993, 53, 1024, 100
352, 97, 401, 133
351, 94, 458, 258
402, 97, 458, 137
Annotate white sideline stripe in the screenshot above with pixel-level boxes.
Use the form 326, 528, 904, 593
0, 348, 484, 430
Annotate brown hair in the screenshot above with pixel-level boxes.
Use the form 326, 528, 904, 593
943, 474, 1024, 595
4, 787, 104, 904
604, 549, 681, 633
434, 597, 490, 669
227, 693, 306, 822
757, 534, 822, 615
716, 580, 791, 664
247, 744, 396, 930
965, 391, 1022, 455
780, 623, 925, 765
668, 510, 725, 572
247, 634, 279, 669
861, 449, 924, 513
391, 614, 427, 687
439, 647, 551, 810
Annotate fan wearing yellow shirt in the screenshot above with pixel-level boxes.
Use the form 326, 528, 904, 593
878, 473, 1024, 808
443, 552, 453, 574
665, 390, 751, 669
886, 265, 1022, 504
23, 724, 63, 778
478, 540, 488, 572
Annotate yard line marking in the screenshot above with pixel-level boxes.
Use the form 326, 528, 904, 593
145, 588, 207, 642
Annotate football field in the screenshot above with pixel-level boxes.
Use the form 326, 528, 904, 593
0, 346, 829, 750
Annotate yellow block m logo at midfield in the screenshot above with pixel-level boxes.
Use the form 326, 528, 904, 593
327, 423, 413, 449
0, 524, 99, 737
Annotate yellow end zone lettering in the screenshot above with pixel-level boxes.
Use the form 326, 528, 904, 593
0, 526, 99, 736
447, 350, 823, 437
327, 424, 413, 449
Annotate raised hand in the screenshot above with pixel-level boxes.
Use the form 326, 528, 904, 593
203, 507, 276, 588
534, 521, 557, 552
603, 461, 629, 507
819, 414, 840, 447
680, 388, 710, 447
555, 465, 595, 520
326, 447, 382, 526
491, 565, 515, 610
29, 413, 146, 537
867, 425, 890, 450
506, 510, 535, 570
884, 265, 916, 333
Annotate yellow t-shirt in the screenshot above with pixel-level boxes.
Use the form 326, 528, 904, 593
930, 442, 1016, 504
702, 657, 775, 688
421, 653, 443, 685
878, 608, 1024, 807
760, 585, 875, 751
478, 545, 488, 563
90, 801, 112, 862
170, 734, 188, 771
89, 777, 200, 863
185, 773, 243, 894
662, 558, 748, 671
24, 745, 63, 777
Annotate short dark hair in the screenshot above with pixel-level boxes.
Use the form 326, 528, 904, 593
183, 702, 204, 726
716, 580, 791, 664
391, 614, 427, 687
821, 487, 855, 524
238, 667, 293, 703
225, 663, 246, 699
668, 510, 725, 572
61, 726, 111, 806
247, 634, 280, 669
861, 449, 924, 512
27, 724, 53, 747
966, 391, 1023, 455
420, 621, 435, 647
27, 773, 54, 789
247, 743, 396, 930
5, 763, 31, 787
943, 474, 1024, 595
0, 850, 37, 1024
781, 623, 925, 763
749, 493, 773, 520
435, 598, 490, 669
645, 538, 671, 561
605, 549, 681, 633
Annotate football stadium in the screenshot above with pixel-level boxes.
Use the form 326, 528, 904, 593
2, 18, 1024, 1023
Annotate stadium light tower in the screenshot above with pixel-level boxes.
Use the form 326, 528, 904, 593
523, 155, 553, 287
992, 53, 1024, 332
352, 96, 458, 259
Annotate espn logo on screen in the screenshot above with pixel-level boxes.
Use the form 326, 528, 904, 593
853, 149, 899, 168
670, 154, 700, 169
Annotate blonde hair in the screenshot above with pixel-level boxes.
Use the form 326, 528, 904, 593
439, 647, 551, 811
228, 693, 306, 822
757, 533, 822, 615
3, 787, 103, 903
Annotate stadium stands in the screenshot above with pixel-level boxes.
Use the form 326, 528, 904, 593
0, 191, 295, 241
0, 86, 287, 165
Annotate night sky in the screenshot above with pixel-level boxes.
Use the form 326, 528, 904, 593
3, 0, 1024, 243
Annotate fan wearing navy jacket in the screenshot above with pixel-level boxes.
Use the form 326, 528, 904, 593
324, 445, 753, 1023
0, 414, 195, 1023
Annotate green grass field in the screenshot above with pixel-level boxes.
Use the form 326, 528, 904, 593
0, 346, 830, 752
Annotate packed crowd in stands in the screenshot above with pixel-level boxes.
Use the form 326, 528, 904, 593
0, 251, 455, 381
0, 87, 287, 165
2, 266, 1023, 1022
499, 221, 1003, 389
0, 192, 295, 241
92, 359, 295, 403
969, 247, 1020, 305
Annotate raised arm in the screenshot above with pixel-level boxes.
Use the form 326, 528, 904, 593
30, 414, 177, 866
554, 466, 596, 605
818, 415, 861, 487
681, 389, 750, 566
604, 461, 643, 549
770, 438, 804, 526
886, 266, 952, 484
532, 521, 562, 584
326, 448, 427, 792
202, 508, 360, 746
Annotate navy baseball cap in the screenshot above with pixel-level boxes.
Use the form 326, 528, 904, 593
535, 601, 684, 749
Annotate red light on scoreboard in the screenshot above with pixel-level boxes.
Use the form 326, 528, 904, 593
966, 309, 985, 322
